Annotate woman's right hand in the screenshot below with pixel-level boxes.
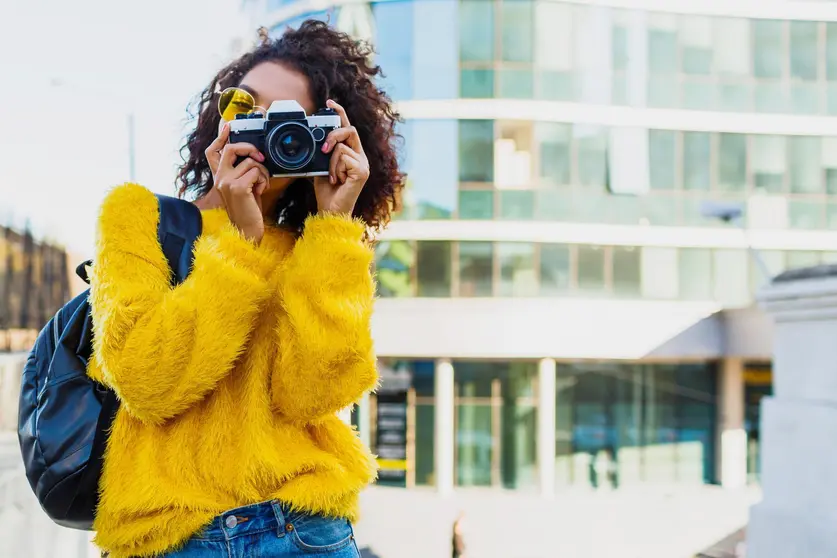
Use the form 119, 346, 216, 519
205, 123, 270, 244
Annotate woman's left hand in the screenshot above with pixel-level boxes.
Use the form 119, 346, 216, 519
314, 99, 370, 216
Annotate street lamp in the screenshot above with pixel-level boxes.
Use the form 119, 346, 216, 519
700, 200, 773, 285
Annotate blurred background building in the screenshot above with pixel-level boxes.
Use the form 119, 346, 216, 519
244, 0, 837, 501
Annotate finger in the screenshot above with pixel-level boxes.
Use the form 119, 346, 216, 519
328, 143, 350, 185
219, 142, 264, 172
205, 123, 230, 174
323, 126, 362, 155
229, 158, 270, 181
326, 99, 351, 128
233, 167, 265, 192
341, 153, 367, 184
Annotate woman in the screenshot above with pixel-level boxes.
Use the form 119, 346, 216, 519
88, 21, 403, 557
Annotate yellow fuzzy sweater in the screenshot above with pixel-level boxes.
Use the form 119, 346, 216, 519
86, 183, 378, 558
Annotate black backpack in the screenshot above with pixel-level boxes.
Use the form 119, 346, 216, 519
17, 194, 201, 530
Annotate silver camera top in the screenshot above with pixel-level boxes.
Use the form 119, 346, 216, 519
228, 100, 341, 132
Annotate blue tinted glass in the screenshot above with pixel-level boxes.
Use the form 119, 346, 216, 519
373, 1, 414, 100
461, 69, 495, 98
459, 190, 494, 220
411, 120, 458, 219
413, 0, 459, 99
460, 0, 494, 62
499, 69, 534, 99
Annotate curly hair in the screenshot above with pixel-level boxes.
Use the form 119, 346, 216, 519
177, 21, 404, 235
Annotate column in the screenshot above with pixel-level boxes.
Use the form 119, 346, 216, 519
717, 358, 747, 489
358, 392, 372, 450
538, 358, 557, 498
434, 359, 455, 496
748, 268, 837, 556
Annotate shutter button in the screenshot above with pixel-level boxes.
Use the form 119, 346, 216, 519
225, 516, 238, 528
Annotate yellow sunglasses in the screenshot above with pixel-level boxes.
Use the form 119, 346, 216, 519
217, 87, 267, 121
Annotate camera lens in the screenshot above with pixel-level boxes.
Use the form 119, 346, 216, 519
266, 122, 315, 171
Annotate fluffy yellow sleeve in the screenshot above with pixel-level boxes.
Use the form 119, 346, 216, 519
272, 213, 378, 423
89, 184, 274, 425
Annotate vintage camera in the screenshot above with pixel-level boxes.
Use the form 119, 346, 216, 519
228, 100, 340, 177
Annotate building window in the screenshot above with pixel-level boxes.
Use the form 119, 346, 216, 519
577, 245, 606, 293
461, 69, 495, 98
751, 135, 787, 193
679, 248, 712, 300
649, 130, 677, 190
753, 20, 783, 79
459, 120, 495, 183
416, 241, 451, 297
789, 136, 822, 194
458, 190, 494, 220
683, 132, 711, 191
459, 0, 495, 62
459, 242, 494, 297
498, 242, 537, 297
718, 133, 747, 192
612, 246, 641, 298
790, 21, 819, 81
536, 122, 571, 186
539, 244, 571, 296
501, 0, 533, 63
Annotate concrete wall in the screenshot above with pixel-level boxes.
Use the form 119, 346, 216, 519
373, 298, 773, 360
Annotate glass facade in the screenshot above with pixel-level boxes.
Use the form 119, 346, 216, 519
377, 359, 718, 490
375, 241, 837, 305
398, 120, 837, 229
556, 363, 717, 487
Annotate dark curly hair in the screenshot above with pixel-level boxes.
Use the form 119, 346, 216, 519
177, 21, 404, 235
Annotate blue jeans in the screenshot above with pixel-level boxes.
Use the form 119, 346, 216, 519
160, 500, 361, 557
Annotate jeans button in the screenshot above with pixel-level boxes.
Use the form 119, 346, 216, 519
225, 516, 238, 528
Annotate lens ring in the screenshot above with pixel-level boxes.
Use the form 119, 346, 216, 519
266, 122, 315, 171
218, 87, 255, 121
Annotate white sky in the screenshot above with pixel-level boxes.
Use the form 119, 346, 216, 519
0, 0, 251, 256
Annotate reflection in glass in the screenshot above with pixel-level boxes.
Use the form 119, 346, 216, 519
753, 20, 783, 79
460, 69, 495, 98
538, 71, 575, 101
612, 246, 641, 297
718, 134, 746, 192
751, 135, 786, 193
535, 190, 573, 221
792, 83, 820, 115
789, 200, 824, 229
828, 23, 837, 80
755, 82, 787, 113
790, 21, 818, 81
682, 79, 713, 110
501, 0, 533, 62
415, 404, 435, 486
459, 120, 494, 182
577, 245, 606, 293
375, 240, 415, 298
648, 26, 677, 74
540, 244, 571, 296
499, 69, 534, 99
649, 130, 676, 190
459, 190, 494, 220
683, 133, 711, 190
459, 0, 494, 62
789, 136, 822, 193
576, 128, 608, 188
499, 190, 535, 220
536, 122, 571, 186
456, 403, 493, 486
416, 241, 451, 297
459, 242, 494, 297
718, 82, 751, 112
679, 248, 712, 300
713, 249, 750, 307
498, 243, 537, 297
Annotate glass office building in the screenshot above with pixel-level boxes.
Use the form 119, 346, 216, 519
246, 0, 837, 494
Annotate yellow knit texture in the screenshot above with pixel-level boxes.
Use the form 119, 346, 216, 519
87, 183, 379, 557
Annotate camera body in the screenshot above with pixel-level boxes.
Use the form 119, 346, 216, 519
228, 100, 340, 177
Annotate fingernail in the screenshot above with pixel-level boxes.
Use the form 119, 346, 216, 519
258, 152, 265, 161
322, 142, 329, 153
330, 175, 335, 185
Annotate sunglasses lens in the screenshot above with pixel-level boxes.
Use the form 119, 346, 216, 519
218, 88, 255, 121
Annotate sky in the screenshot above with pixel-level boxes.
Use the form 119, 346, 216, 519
0, 0, 252, 255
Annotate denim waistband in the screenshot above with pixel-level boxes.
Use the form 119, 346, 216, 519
195, 500, 298, 542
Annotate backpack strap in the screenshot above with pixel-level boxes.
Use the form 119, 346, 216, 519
154, 195, 202, 286
75, 195, 202, 286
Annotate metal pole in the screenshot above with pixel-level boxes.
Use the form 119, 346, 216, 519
734, 216, 772, 285
127, 113, 136, 182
